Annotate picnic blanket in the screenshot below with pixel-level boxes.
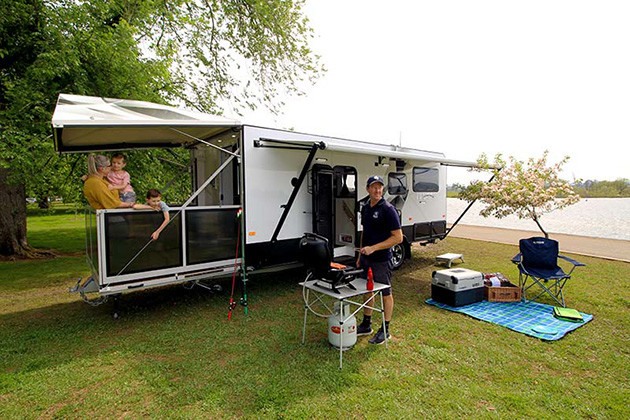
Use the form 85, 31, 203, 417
425, 299, 593, 341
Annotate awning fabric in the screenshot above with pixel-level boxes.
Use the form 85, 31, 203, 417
253, 137, 482, 168
51, 94, 241, 152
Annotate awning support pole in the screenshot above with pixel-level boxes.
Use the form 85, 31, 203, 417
443, 171, 498, 239
270, 143, 322, 243
169, 128, 240, 158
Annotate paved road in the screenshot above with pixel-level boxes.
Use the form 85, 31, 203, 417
447, 224, 630, 263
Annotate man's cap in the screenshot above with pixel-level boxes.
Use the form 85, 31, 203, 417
366, 175, 384, 187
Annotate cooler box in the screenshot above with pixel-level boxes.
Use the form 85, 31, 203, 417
431, 268, 484, 307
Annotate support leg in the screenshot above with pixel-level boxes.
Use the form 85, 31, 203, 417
302, 305, 308, 345
240, 274, 248, 316
112, 295, 120, 320
339, 318, 343, 370
302, 289, 309, 345
380, 292, 387, 349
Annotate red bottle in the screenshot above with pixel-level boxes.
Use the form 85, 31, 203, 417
367, 267, 374, 291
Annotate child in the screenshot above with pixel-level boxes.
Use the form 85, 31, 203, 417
133, 189, 170, 240
107, 153, 136, 203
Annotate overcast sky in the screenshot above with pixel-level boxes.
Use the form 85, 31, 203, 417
239, 0, 630, 184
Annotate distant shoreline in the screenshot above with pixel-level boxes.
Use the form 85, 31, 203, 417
446, 224, 630, 262
447, 192, 630, 199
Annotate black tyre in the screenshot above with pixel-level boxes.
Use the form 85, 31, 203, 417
391, 242, 405, 270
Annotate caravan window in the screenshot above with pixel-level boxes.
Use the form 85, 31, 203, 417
413, 167, 439, 192
334, 166, 356, 198
388, 173, 407, 195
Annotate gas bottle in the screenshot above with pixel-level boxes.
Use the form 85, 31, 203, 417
328, 301, 357, 350
367, 267, 374, 291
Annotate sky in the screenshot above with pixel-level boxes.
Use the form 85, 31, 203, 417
238, 0, 630, 184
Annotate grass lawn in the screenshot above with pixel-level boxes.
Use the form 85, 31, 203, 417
0, 214, 629, 419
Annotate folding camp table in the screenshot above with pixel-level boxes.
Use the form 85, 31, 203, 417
300, 278, 389, 369
435, 253, 465, 268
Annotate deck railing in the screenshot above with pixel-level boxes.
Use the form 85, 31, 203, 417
88, 205, 241, 287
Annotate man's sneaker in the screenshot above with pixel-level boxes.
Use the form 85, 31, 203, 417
356, 323, 373, 336
368, 326, 391, 345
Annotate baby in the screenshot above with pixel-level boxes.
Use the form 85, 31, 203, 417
133, 189, 171, 240
107, 153, 136, 203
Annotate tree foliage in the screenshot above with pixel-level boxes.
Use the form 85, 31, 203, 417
0, 0, 322, 255
457, 151, 581, 238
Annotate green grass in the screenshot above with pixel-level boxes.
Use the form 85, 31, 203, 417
1, 214, 629, 418
26, 202, 84, 217
27, 212, 85, 254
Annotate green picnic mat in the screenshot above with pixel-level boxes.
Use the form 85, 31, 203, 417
425, 299, 593, 341
553, 306, 584, 322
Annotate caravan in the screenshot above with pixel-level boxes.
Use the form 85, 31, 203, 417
51, 94, 477, 302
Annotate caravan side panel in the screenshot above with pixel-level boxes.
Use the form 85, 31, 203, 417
243, 127, 322, 267
242, 126, 318, 244
242, 125, 450, 269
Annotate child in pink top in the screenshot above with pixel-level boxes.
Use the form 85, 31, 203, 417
107, 153, 136, 203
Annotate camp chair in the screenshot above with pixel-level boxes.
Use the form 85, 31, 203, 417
512, 237, 585, 307
299, 233, 362, 293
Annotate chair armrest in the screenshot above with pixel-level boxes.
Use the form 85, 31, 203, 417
511, 253, 522, 264
559, 255, 586, 267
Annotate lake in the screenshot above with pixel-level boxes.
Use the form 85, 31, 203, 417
447, 197, 630, 240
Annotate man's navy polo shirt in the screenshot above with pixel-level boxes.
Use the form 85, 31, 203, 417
361, 198, 402, 262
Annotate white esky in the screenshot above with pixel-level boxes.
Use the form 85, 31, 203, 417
237, 0, 630, 184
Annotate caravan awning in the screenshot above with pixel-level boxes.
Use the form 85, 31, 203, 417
319, 141, 480, 167
254, 136, 482, 168
51, 94, 241, 153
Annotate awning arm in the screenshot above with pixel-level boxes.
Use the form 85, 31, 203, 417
270, 142, 324, 243
254, 137, 326, 152
443, 170, 500, 239
440, 162, 501, 169
170, 127, 240, 158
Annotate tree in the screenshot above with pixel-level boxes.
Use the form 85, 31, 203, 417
458, 151, 580, 239
573, 178, 630, 198
0, 0, 322, 256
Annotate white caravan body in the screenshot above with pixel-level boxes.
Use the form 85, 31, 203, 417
52, 94, 477, 297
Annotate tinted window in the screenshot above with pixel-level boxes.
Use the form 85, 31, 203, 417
413, 167, 439, 192
105, 211, 182, 277
186, 208, 239, 265
388, 173, 407, 195
334, 166, 357, 198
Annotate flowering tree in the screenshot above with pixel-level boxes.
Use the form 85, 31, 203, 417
458, 151, 580, 238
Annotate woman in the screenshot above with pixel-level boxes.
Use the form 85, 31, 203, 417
83, 154, 134, 209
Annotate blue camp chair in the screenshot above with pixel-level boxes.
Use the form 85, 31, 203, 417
512, 237, 585, 307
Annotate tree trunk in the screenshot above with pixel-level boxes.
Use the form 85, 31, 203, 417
0, 168, 30, 255
532, 213, 549, 239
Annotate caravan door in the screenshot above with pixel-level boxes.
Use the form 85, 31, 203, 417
332, 166, 357, 258
311, 164, 357, 259
311, 164, 334, 247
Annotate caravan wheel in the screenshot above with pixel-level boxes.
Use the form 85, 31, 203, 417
391, 243, 405, 270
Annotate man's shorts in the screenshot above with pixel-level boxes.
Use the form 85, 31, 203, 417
120, 191, 137, 203
362, 259, 393, 296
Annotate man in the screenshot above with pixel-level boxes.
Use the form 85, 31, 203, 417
356, 175, 403, 345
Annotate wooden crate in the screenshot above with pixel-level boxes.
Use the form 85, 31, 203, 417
484, 282, 522, 302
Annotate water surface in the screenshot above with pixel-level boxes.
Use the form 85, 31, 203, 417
447, 198, 630, 240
